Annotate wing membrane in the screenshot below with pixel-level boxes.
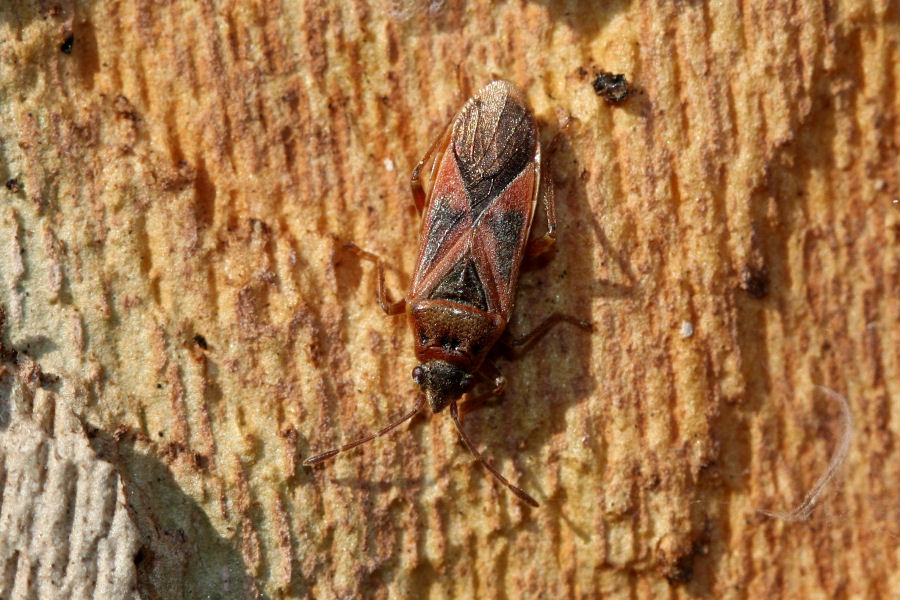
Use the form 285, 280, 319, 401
411, 81, 539, 319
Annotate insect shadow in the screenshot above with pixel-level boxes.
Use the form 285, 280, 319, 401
484, 113, 636, 504
524, 0, 633, 38
329, 471, 433, 496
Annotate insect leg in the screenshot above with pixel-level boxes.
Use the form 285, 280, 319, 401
449, 401, 539, 507
526, 177, 557, 259
410, 119, 454, 214
304, 396, 426, 465
525, 115, 575, 259
502, 313, 593, 350
343, 242, 406, 315
458, 359, 506, 421
454, 64, 473, 101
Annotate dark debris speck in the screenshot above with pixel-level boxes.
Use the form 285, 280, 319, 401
592, 71, 630, 104
740, 266, 769, 299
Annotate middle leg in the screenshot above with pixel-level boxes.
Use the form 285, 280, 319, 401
502, 313, 593, 351
524, 114, 576, 259
344, 242, 406, 315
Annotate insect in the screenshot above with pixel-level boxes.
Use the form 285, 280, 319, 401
305, 80, 590, 506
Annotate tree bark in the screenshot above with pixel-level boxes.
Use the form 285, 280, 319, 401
0, 1, 897, 598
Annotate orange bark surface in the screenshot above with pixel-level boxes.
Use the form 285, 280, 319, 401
0, 1, 898, 598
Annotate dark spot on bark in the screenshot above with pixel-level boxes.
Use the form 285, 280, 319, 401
740, 266, 769, 298
192, 452, 209, 469
193, 334, 208, 349
5, 179, 20, 193
60, 35, 74, 54
663, 555, 694, 584
114, 95, 141, 121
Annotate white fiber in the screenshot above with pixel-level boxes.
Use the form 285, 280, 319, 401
759, 386, 853, 522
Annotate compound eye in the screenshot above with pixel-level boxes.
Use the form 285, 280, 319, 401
412, 365, 425, 384
462, 374, 475, 390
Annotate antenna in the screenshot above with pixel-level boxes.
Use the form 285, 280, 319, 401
449, 401, 539, 507
304, 397, 426, 465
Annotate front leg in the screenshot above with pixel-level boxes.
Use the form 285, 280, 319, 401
458, 359, 506, 422
410, 119, 454, 214
343, 243, 406, 315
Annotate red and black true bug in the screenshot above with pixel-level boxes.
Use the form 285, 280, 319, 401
305, 80, 590, 506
